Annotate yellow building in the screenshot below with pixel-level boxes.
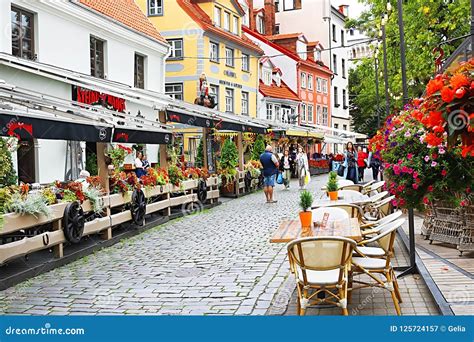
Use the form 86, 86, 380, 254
136, 0, 263, 117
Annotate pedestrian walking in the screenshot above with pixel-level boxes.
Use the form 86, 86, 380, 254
343, 142, 359, 184
279, 149, 294, 189
259, 145, 280, 203
295, 146, 309, 190
368, 151, 382, 181
357, 146, 368, 183
135, 151, 146, 178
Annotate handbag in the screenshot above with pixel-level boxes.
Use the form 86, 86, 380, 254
276, 172, 284, 185
337, 164, 345, 177
305, 172, 310, 185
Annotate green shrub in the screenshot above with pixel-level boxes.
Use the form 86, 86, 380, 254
0, 138, 17, 187
220, 138, 238, 170
195, 138, 204, 168
251, 135, 266, 161
85, 153, 98, 176
299, 191, 313, 212
327, 174, 339, 192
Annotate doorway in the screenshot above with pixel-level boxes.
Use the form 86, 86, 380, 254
17, 140, 36, 184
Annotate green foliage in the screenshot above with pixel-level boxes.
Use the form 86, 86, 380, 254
348, 0, 471, 136
220, 139, 238, 170
327, 171, 339, 192
85, 153, 98, 176
195, 138, 204, 168
251, 135, 266, 161
299, 190, 313, 212
84, 187, 105, 213
0, 187, 14, 214
9, 193, 52, 218
168, 165, 185, 187
41, 188, 57, 205
62, 190, 77, 203
0, 138, 17, 187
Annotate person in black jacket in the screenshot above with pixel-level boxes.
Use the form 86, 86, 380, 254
279, 149, 295, 189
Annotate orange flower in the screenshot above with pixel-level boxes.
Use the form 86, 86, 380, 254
449, 73, 470, 90
426, 78, 444, 96
440, 86, 455, 103
427, 111, 444, 127
425, 133, 444, 146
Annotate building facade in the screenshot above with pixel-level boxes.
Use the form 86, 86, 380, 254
273, 0, 351, 152
136, 0, 263, 118
0, 0, 170, 183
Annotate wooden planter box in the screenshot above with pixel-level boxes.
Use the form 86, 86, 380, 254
144, 184, 171, 198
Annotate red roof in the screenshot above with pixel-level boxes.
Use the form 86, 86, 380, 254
259, 80, 301, 102
243, 26, 332, 75
267, 33, 307, 42
177, 0, 264, 55
78, 0, 166, 43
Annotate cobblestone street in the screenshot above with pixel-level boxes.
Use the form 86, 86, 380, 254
0, 174, 439, 316
0, 176, 327, 316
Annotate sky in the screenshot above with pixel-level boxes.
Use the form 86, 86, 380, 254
332, 0, 368, 19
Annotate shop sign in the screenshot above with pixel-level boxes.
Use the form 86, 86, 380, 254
72, 86, 126, 112
218, 80, 242, 89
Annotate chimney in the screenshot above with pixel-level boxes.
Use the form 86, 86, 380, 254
247, 0, 255, 30
264, 0, 276, 35
338, 5, 349, 17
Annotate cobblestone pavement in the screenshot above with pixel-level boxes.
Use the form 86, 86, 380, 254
0, 176, 328, 316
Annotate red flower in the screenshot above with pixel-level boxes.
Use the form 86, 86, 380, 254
427, 111, 444, 127
440, 86, 455, 103
412, 183, 419, 190
425, 133, 444, 146
423, 197, 430, 205
441, 169, 447, 176
455, 87, 467, 99
426, 78, 444, 96
428, 185, 434, 192
450, 73, 470, 90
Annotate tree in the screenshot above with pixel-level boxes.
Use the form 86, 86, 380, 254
0, 138, 17, 186
195, 138, 204, 168
347, 0, 471, 136
251, 135, 266, 161
220, 138, 238, 170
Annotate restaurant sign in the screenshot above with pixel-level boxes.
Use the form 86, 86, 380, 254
218, 80, 242, 89
72, 86, 126, 112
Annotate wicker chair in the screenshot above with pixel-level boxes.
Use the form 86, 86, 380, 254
363, 196, 395, 221
459, 204, 474, 256
360, 211, 403, 236
351, 219, 405, 315
287, 237, 357, 315
339, 184, 364, 192
429, 201, 463, 247
420, 205, 434, 240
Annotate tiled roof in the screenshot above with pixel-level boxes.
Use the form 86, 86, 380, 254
267, 33, 306, 42
243, 27, 332, 74
78, 0, 166, 43
177, 0, 264, 55
259, 80, 301, 102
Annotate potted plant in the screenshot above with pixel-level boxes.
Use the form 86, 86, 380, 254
219, 139, 239, 193
299, 190, 313, 228
327, 171, 339, 201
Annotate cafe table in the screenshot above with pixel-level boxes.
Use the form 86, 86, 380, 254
312, 190, 370, 209
270, 217, 362, 243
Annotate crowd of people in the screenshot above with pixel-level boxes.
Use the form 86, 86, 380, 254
259, 142, 384, 204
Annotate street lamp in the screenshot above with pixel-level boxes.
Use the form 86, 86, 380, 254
380, 20, 390, 118
374, 47, 381, 127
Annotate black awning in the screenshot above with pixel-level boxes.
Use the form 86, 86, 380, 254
113, 128, 172, 145
167, 110, 267, 135
0, 113, 112, 142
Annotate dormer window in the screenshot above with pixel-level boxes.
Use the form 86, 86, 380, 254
214, 6, 221, 27
274, 73, 281, 87
263, 69, 272, 86
257, 14, 265, 34
315, 49, 322, 61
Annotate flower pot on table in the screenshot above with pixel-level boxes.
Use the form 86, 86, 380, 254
328, 191, 338, 201
299, 211, 313, 228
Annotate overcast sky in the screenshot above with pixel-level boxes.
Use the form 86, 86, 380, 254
332, 0, 368, 19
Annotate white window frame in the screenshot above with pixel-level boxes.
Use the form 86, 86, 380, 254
322, 106, 329, 126
241, 91, 249, 115
316, 78, 322, 92
333, 54, 338, 74
225, 88, 234, 113
210, 42, 219, 62
274, 104, 281, 122
214, 7, 222, 27
322, 79, 328, 94
242, 54, 249, 72
165, 83, 183, 100
168, 39, 183, 60
307, 104, 314, 123
263, 69, 272, 85
148, 0, 163, 16
210, 84, 219, 108
301, 103, 307, 122
225, 47, 234, 67
233, 16, 239, 34
224, 11, 230, 31
301, 72, 307, 88
317, 105, 322, 124
308, 74, 313, 90
266, 103, 273, 120
257, 15, 265, 34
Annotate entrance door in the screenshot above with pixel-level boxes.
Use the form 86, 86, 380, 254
17, 140, 36, 184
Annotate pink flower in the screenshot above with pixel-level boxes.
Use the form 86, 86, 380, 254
412, 183, 419, 190
423, 197, 430, 205
431, 161, 438, 167
402, 166, 410, 173
413, 172, 419, 178
460, 200, 468, 207
407, 153, 414, 160
428, 185, 434, 192
424, 156, 430, 162
438, 146, 446, 155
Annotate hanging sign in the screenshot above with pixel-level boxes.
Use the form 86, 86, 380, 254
72, 86, 126, 112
